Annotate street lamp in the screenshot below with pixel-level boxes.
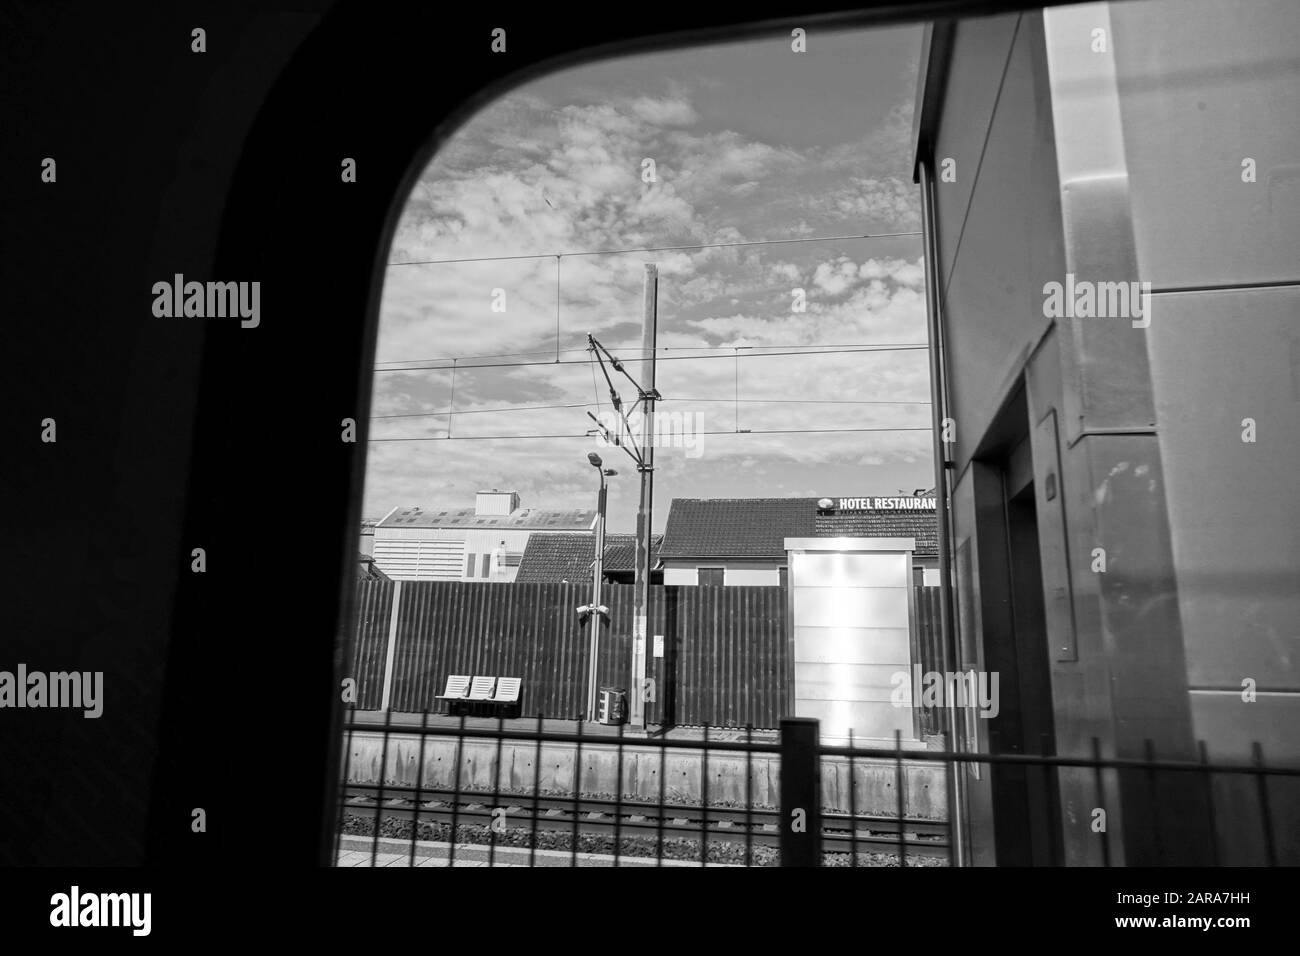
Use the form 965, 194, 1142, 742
583, 453, 617, 721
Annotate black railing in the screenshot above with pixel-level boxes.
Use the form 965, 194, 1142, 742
336, 711, 786, 867
331, 710, 1297, 867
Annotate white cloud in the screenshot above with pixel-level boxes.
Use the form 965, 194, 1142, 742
812, 257, 859, 296
769, 262, 801, 282
829, 176, 921, 229
629, 96, 699, 127
367, 62, 931, 525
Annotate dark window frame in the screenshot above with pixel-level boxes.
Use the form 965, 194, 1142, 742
698, 566, 725, 586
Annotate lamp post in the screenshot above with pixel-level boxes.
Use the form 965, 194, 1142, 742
585, 452, 616, 721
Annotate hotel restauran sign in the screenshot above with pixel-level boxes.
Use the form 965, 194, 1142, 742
817, 496, 936, 511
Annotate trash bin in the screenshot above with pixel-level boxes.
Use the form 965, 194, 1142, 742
598, 686, 626, 725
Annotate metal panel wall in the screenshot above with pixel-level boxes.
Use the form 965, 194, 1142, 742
913, 585, 946, 738
347, 581, 947, 730
350, 580, 393, 711
1110, 0, 1300, 289
351, 581, 792, 728
663, 584, 788, 728
387, 581, 589, 718
789, 545, 916, 742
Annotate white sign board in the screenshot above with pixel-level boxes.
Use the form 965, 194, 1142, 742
818, 496, 935, 511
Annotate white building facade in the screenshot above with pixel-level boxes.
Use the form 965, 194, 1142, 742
372, 490, 597, 582
658, 496, 940, 588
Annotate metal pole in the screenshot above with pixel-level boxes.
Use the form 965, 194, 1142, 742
919, 157, 966, 867
779, 718, 822, 866
587, 471, 607, 722
631, 264, 657, 730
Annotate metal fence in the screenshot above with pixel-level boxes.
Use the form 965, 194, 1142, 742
350, 580, 790, 728
331, 712, 1299, 867
350, 580, 945, 729
349, 579, 394, 711
911, 585, 945, 738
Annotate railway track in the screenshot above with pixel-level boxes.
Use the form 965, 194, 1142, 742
340, 782, 950, 862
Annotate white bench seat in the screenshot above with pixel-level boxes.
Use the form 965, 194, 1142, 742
433, 675, 471, 700
489, 677, 521, 704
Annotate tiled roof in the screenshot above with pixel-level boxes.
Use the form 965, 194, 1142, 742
377, 506, 596, 531
515, 533, 662, 583
659, 497, 937, 559
659, 498, 816, 558
358, 553, 390, 581
814, 510, 937, 558
601, 535, 660, 571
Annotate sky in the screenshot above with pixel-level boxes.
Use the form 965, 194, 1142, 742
365, 24, 933, 534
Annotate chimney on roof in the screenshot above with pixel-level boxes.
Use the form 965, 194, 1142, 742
475, 489, 520, 515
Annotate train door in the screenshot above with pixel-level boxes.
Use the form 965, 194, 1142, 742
970, 387, 1063, 865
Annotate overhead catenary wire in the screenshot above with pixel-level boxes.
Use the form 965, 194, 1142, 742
386, 230, 923, 268
374, 342, 931, 366
371, 401, 597, 421
374, 343, 928, 373
378, 236, 928, 440
669, 397, 932, 406
368, 425, 931, 443
370, 396, 933, 420
375, 239, 932, 450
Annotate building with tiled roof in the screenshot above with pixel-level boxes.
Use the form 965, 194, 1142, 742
514, 533, 663, 585
372, 490, 598, 581
358, 552, 390, 581
812, 508, 938, 558
659, 495, 938, 586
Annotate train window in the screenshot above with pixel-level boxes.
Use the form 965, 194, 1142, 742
341, 0, 1300, 869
